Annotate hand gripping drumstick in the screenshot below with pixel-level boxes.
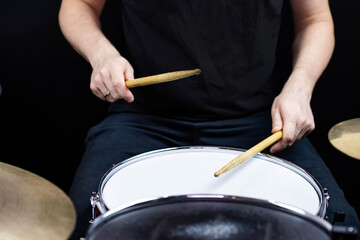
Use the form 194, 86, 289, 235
125, 68, 201, 88
214, 131, 283, 177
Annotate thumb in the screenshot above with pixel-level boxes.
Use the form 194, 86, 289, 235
124, 65, 134, 80
271, 109, 283, 133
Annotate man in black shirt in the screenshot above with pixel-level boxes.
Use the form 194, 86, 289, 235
59, 0, 359, 239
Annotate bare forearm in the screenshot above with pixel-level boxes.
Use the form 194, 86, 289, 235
287, 0, 335, 98
58, 0, 119, 66
290, 19, 335, 96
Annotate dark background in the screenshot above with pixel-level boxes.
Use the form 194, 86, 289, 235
1, 0, 359, 219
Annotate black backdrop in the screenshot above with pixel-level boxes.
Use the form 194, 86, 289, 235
1, 0, 359, 219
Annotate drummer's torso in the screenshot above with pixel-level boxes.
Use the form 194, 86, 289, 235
110, 0, 287, 121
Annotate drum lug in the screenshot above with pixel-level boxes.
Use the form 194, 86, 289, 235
324, 188, 331, 201
90, 192, 100, 223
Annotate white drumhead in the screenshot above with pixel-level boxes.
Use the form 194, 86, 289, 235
100, 147, 322, 215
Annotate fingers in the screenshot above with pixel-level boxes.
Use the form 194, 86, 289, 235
270, 115, 315, 154
270, 98, 315, 154
270, 101, 286, 153
271, 104, 283, 134
90, 71, 111, 101
108, 64, 134, 102
90, 57, 135, 103
270, 121, 297, 154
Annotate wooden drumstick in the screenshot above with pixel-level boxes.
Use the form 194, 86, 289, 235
125, 68, 201, 88
214, 131, 283, 177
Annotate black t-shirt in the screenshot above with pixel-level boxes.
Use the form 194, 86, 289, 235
109, 0, 288, 121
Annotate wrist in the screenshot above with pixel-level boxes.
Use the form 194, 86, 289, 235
283, 69, 316, 100
88, 37, 121, 68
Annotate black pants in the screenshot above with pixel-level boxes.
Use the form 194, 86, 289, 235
68, 111, 360, 239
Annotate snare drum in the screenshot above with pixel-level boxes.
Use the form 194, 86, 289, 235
90, 146, 328, 218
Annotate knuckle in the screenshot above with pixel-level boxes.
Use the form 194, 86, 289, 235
92, 76, 102, 84
111, 92, 121, 99
112, 60, 123, 68
283, 135, 295, 144
304, 119, 315, 131
89, 83, 97, 92
99, 68, 107, 77
113, 80, 123, 89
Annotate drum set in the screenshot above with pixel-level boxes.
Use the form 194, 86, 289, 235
88, 146, 331, 239
85, 145, 359, 240
0, 117, 359, 239
84, 118, 360, 239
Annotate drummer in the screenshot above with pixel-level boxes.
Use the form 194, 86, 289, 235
58, 0, 360, 239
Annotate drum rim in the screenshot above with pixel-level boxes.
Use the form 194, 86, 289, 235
87, 194, 333, 238
95, 146, 328, 217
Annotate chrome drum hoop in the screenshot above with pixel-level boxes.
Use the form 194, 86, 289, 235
93, 146, 329, 217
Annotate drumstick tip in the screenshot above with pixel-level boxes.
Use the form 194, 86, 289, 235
194, 69, 201, 75
214, 171, 221, 177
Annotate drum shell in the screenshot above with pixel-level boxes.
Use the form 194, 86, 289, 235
86, 195, 333, 240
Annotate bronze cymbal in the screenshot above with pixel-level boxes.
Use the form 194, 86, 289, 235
328, 118, 360, 160
0, 162, 76, 240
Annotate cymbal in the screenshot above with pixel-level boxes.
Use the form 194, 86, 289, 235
328, 118, 360, 160
0, 162, 76, 240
